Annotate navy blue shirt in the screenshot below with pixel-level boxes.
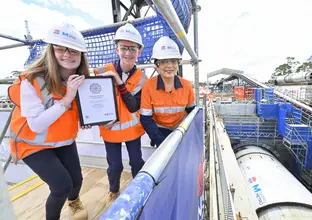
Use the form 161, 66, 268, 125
115, 61, 142, 113
156, 74, 183, 90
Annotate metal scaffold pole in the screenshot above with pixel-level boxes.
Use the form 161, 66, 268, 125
151, 0, 201, 105
0, 166, 16, 220
192, 0, 200, 105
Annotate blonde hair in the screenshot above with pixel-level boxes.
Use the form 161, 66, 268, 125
26, 44, 90, 96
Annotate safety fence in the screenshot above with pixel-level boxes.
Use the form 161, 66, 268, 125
101, 107, 205, 220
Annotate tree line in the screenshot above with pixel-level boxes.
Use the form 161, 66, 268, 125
272, 57, 312, 77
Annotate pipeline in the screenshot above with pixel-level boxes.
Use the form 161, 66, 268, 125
274, 72, 312, 85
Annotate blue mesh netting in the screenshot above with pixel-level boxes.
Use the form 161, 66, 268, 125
24, 0, 192, 68
154, 0, 192, 53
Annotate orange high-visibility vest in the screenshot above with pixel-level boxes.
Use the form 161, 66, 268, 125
94, 64, 146, 143
140, 75, 195, 129
8, 72, 79, 162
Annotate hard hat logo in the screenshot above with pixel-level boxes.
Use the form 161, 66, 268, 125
161, 45, 175, 50
61, 32, 77, 40
152, 36, 182, 60
114, 23, 144, 48
53, 29, 60, 34
43, 23, 87, 52
124, 29, 136, 35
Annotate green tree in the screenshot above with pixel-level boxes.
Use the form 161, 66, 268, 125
286, 57, 299, 66
296, 62, 312, 73
274, 63, 292, 76
272, 57, 299, 76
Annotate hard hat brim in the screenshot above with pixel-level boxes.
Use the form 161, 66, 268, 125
151, 55, 182, 60
113, 38, 144, 49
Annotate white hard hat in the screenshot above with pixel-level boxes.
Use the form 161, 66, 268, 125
43, 23, 87, 52
151, 36, 182, 60
114, 23, 143, 48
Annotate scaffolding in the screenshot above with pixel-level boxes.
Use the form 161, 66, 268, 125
283, 126, 312, 189
222, 114, 281, 147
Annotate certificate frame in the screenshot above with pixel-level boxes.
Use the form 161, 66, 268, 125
75, 76, 119, 126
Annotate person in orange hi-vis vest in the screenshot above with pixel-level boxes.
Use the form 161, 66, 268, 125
93, 23, 146, 208
140, 36, 196, 147
8, 23, 90, 220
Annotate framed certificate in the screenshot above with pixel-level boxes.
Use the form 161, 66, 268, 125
76, 76, 119, 126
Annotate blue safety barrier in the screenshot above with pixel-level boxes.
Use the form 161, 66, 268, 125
248, 85, 312, 179
284, 124, 309, 144
102, 109, 204, 220
100, 173, 154, 220
305, 141, 312, 169
254, 88, 262, 102
278, 108, 286, 136
278, 103, 293, 115
258, 104, 278, 119
139, 109, 204, 220
264, 88, 274, 103
292, 107, 302, 124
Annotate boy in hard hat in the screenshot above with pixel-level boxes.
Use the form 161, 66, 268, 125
140, 36, 196, 147
94, 23, 146, 208
9, 23, 89, 220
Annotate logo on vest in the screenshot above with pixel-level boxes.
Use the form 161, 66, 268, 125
90, 83, 101, 94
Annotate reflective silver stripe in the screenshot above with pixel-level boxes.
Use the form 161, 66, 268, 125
131, 73, 147, 95
153, 106, 186, 114
156, 124, 174, 130
10, 76, 71, 149
11, 153, 18, 163
10, 129, 75, 147
111, 113, 140, 131
186, 102, 196, 108
140, 108, 153, 116
97, 66, 105, 74
35, 77, 53, 109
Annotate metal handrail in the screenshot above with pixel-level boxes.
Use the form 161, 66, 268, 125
2, 106, 14, 173
103, 107, 202, 219
151, 0, 201, 105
